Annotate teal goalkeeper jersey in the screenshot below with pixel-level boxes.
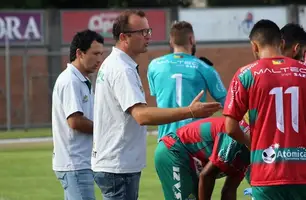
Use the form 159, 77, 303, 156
147, 53, 227, 140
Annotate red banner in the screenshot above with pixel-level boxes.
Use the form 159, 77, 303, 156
61, 10, 167, 44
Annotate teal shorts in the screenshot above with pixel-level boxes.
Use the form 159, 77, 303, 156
155, 133, 250, 200
155, 135, 198, 200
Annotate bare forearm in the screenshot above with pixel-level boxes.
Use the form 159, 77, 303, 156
136, 107, 192, 126
225, 117, 250, 148
69, 117, 93, 134
228, 128, 248, 145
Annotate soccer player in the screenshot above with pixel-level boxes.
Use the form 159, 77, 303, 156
244, 22, 306, 199
281, 23, 306, 61
223, 19, 306, 199
155, 116, 250, 200
147, 21, 227, 140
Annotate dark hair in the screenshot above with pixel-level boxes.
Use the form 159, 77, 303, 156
69, 29, 104, 62
249, 19, 281, 47
281, 23, 306, 50
112, 10, 146, 41
170, 21, 194, 46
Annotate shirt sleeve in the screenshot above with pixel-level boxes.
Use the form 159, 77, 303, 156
62, 81, 84, 119
147, 61, 156, 96
239, 119, 250, 135
209, 133, 249, 181
113, 68, 147, 112
223, 70, 249, 121
201, 64, 227, 106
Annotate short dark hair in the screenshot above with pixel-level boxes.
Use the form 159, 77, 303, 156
69, 29, 104, 62
281, 23, 306, 50
112, 10, 146, 41
249, 19, 281, 47
170, 21, 194, 46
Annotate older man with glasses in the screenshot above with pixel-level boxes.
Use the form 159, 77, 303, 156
92, 9, 222, 200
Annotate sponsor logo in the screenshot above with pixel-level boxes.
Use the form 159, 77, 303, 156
262, 143, 306, 164
272, 59, 284, 65
82, 95, 88, 103
172, 166, 182, 200
227, 80, 239, 109
238, 62, 258, 78
192, 157, 203, 177
96, 70, 104, 83
156, 60, 199, 69
0, 12, 44, 45
173, 55, 183, 59
239, 12, 254, 35
262, 146, 276, 164
254, 67, 306, 78
61, 10, 167, 43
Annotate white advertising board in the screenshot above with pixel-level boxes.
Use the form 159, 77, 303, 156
179, 7, 288, 42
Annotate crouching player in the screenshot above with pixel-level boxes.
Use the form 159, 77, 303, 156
154, 116, 250, 200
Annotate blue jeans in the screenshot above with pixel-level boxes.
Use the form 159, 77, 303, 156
55, 169, 95, 200
94, 172, 141, 200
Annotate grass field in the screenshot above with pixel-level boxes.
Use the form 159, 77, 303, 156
0, 126, 158, 140
0, 128, 251, 200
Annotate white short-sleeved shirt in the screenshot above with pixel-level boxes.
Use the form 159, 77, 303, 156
52, 63, 94, 171
92, 47, 147, 173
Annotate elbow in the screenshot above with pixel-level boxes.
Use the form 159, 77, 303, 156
129, 104, 151, 126
67, 117, 80, 130
68, 120, 78, 130
132, 112, 149, 126
224, 117, 236, 136
226, 129, 235, 137
136, 118, 147, 126
135, 116, 150, 126
130, 107, 151, 126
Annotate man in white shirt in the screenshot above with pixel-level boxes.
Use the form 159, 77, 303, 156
52, 29, 104, 200
92, 10, 221, 200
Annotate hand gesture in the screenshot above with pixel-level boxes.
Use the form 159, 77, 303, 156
188, 90, 222, 118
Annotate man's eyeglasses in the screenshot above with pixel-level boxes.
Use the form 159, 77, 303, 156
123, 28, 152, 37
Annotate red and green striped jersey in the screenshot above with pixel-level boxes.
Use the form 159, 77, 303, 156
171, 117, 249, 180
223, 56, 306, 186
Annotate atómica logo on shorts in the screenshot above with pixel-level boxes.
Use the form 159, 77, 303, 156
262, 144, 306, 164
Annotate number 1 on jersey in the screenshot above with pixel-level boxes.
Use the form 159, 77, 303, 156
171, 74, 182, 107
269, 86, 299, 133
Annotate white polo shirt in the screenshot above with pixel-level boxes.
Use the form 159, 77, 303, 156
92, 47, 147, 173
52, 63, 94, 171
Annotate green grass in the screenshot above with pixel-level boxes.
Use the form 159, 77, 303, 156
0, 128, 52, 139
0, 126, 157, 140
0, 134, 250, 200
0, 111, 222, 140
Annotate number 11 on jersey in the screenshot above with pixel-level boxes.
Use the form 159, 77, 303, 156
171, 74, 182, 107
269, 86, 299, 133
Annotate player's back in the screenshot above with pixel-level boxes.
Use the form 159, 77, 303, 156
176, 117, 225, 163
148, 53, 216, 140
175, 117, 250, 177
243, 56, 306, 186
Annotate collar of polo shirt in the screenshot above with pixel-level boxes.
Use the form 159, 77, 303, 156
112, 47, 138, 69
67, 63, 89, 82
